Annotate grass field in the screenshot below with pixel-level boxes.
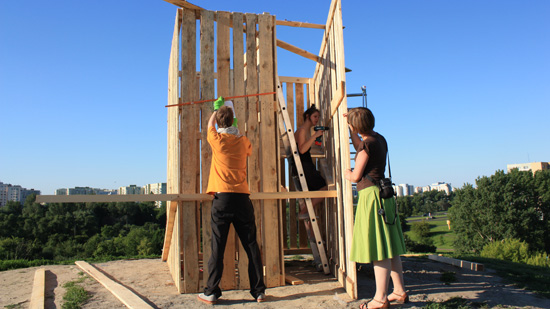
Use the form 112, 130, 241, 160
405, 212, 456, 252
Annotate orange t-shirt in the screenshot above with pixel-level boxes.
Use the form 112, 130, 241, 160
206, 127, 252, 194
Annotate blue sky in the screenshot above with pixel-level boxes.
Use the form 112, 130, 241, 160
1, 0, 548, 194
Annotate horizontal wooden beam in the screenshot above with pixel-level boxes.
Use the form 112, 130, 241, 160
276, 20, 325, 29
283, 248, 313, 255
36, 190, 338, 203
277, 39, 320, 63
279, 76, 311, 84
163, 0, 204, 11
251, 190, 337, 200
35, 194, 211, 203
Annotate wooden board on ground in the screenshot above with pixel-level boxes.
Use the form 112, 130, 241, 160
30, 268, 45, 309
75, 261, 153, 309
428, 255, 484, 271
284, 273, 304, 285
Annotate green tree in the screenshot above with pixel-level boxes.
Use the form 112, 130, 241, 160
449, 169, 548, 254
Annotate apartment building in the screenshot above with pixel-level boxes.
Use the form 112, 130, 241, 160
55, 187, 117, 195
0, 181, 41, 206
507, 162, 549, 173
118, 185, 143, 195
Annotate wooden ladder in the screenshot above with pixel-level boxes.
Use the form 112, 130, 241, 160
276, 78, 330, 275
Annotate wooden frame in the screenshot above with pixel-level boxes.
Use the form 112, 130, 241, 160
36, 0, 356, 300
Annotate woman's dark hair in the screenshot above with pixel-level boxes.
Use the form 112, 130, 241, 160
303, 104, 320, 121
216, 106, 234, 128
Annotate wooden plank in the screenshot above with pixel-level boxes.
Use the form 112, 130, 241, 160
330, 82, 345, 118
295, 83, 308, 249
75, 261, 153, 309
30, 268, 45, 309
166, 9, 182, 291
274, 21, 286, 285
276, 20, 325, 29
313, 0, 339, 82
200, 9, 215, 290
277, 39, 320, 63
326, 5, 340, 279
232, 11, 250, 290
252, 191, 337, 199
35, 193, 212, 203
428, 255, 484, 271
279, 76, 310, 84
216, 10, 237, 291
245, 12, 262, 262
162, 201, 178, 261
332, 0, 357, 299
280, 157, 287, 251
284, 273, 304, 285
295, 84, 305, 127
181, 7, 199, 293
283, 248, 312, 255
259, 13, 280, 287
37, 191, 337, 204
285, 83, 297, 250
163, 0, 204, 12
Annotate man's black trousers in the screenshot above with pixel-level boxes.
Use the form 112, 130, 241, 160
204, 193, 266, 298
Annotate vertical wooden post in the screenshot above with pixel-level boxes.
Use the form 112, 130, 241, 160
215, 10, 237, 291
258, 13, 280, 287
285, 83, 298, 250
181, 8, 199, 293
166, 8, 182, 292
295, 84, 308, 249
200, 9, 215, 290
232, 11, 251, 290
245, 12, 262, 262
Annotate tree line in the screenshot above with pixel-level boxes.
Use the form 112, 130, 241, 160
395, 169, 549, 260
0, 196, 166, 261
449, 169, 550, 255
2, 169, 548, 265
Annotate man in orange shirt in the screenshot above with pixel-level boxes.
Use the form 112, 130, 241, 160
198, 98, 266, 304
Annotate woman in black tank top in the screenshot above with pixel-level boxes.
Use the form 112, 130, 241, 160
294, 105, 327, 218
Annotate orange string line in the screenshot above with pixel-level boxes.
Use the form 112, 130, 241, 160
165, 91, 276, 108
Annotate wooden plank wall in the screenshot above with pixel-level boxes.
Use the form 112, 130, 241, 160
165, 8, 284, 294
311, 0, 356, 299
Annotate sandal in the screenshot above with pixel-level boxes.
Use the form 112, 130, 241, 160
388, 291, 409, 304
359, 298, 389, 309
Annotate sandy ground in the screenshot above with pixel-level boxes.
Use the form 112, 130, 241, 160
1, 256, 549, 308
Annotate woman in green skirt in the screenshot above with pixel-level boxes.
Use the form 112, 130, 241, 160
344, 107, 408, 309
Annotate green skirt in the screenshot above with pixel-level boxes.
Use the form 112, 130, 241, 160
350, 186, 406, 263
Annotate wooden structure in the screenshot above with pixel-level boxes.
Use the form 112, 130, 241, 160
35, 0, 358, 300
162, 0, 357, 299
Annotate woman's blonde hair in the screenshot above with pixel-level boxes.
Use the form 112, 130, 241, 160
347, 107, 375, 134
216, 106, 234, 128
